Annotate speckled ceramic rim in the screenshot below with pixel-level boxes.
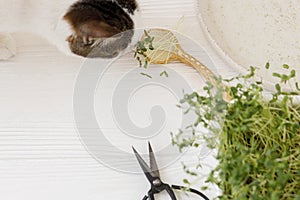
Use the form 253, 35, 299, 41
195, 0, 299, 93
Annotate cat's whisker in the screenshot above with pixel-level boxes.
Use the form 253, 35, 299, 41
91, 38, 103, 47
83, 37, 93, 45
82, 36, 89, 45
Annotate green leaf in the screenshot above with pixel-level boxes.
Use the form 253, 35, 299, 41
183, 179, 190, 185
273, 72, 281, 78
275, 84, 281, 93
282, 64, 290, 69
140, 73, 152, 79
160, 70, 169, 77
265, 62, 270, 69
296, 82, 300, 91
290, 69, 296, 78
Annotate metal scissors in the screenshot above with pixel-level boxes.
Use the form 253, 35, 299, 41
132, 142, 209, 200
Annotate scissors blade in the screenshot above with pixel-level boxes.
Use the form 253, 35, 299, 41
132, 146, 155, 184
148, 142, 160, 178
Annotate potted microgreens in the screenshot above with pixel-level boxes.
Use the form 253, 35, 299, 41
173, 65, 300, 200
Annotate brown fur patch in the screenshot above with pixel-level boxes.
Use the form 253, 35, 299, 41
63, 0, 136, 58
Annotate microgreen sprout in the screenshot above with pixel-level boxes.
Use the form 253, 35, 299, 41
160, 70, 169, 77
134, 30, 155, 68
140, 73, 152, 79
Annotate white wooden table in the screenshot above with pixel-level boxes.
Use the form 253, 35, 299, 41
0, 0, 238, 199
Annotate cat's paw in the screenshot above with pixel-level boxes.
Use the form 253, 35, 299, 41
0, 33, 16, 60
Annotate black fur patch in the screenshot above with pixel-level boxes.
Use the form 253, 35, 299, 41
115, 0, 138, 14
65, 0, 134, 32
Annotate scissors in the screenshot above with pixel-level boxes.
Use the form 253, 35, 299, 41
132, 142, 210, 200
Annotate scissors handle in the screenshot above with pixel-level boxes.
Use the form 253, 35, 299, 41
143, 189, 155, 200
164, 184, 177, 200
142, 185, 177, 200
142, 194, 154, 200
171, 185, 209, 200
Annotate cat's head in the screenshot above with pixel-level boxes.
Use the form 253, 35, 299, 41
59, 0, 138, 58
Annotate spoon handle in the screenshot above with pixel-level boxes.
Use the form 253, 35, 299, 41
176, 48, 231, 102
177, 48, 216, 80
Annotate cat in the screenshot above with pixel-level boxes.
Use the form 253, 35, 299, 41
0, 0, 139, 59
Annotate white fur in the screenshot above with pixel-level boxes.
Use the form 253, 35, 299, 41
0, 0, 76, 59
0, 0, 139, 59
